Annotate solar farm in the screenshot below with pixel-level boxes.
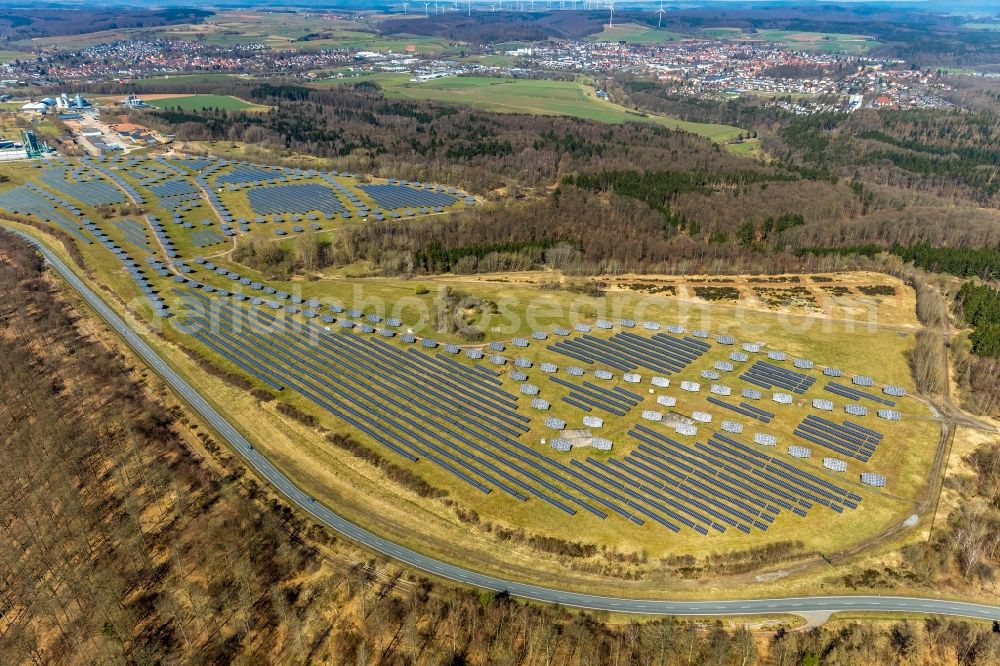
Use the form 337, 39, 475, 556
0, 151, 941, 561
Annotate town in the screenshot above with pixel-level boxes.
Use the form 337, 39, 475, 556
1, 27, 957, 115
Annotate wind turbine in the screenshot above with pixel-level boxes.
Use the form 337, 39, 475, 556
608, 0, 614, 28
657, 1, 666, 28
424, 1, 430, 16
468, 0, 472, 14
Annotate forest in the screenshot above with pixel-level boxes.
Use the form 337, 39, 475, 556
893, 244, 1000, 281
774, 110, 1000, 206
0, 7, 211, 40
959, 282, 1000, 358
3, 225, 1000, 664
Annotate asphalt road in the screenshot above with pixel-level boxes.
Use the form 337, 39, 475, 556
13, 227, 999, 622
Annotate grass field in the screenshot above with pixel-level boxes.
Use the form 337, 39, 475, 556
700, 27, 742, 39
0, 156, 948, 600
698, 27, 879, 52
585, 23, 687, 43
134, 73, 248, 84
960, 22, 1000, 31
0, 49, 32, 63
145, 94, 268, 112
752, 29, 880, 53
724, 138, 761, 157
10, 28, 127, 50
327, 74, 744, 142
465, 54, 517, 66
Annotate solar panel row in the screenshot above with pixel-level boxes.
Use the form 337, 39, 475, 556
793, 415, 883, 462
824, 381, 896, 407
740, 360, 816, 394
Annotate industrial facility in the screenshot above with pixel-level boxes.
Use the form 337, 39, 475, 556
19, 92, 92, 117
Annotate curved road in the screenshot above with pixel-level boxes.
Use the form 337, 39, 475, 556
12, 227, 999, 622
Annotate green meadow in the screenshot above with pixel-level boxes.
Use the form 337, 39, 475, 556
146, 95, 267, 112
321, 74, 744, 142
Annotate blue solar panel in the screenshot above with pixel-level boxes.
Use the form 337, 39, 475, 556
358, 183, 458, 210
246, 183, 347, 216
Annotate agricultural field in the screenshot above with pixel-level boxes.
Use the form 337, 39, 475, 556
699, 27, 743, 39
133, 73, 249, 84
0, 49, 32, 63
331, 74, 744, 142
697, 26, 879, 52
8, 10, 457, 55
751, 29, 880, 53
9, 27, 131, 50
724, 138, 763, 157
0, 151, 944, 597
585, 22, 687, 44
144, 94, 268, 112
149, 10, 456, 54
960, 22, 1000, 31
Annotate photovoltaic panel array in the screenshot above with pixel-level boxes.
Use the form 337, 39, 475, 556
170, 156, 217, 171
823, 381, 896, 407
740, 361, 815, 394
548, 375, 642, 416
150, 178, 200, 199
25, 153, 905, 539
190, 229, 224, 247
215, 164, 285, 186
548, 332, 710, 375
38, 167, 125, 206
176, 290, 687, 525
706, 396, 774, 423
84, 158, 146, 205
0, 185, 92, 244
617, 425, 860, 535
793, 415, 883, 462
246, 183, 347, 216
113, 218, 150, 253
357, 183, 457, 210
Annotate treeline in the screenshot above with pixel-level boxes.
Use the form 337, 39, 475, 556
336, 184, 956, 278
413, 239, 561, 274
619, 77, 794, 131
773, 110, 1000, 206
893, 242, 1000, 280
959, 282, 1000, 358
